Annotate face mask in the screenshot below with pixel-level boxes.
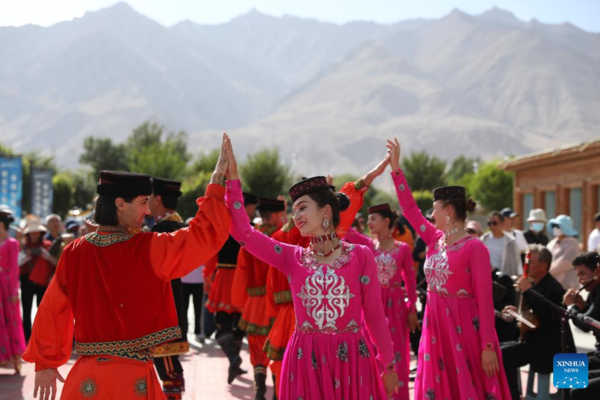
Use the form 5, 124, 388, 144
553, 227, 563, 237
531, 222, 545, 233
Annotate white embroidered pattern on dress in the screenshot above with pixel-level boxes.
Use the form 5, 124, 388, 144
424, 247, 453, 293
297, 266, 355, 330
374, 243, 400, 287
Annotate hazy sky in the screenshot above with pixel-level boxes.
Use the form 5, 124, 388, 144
1, 0, 599, 32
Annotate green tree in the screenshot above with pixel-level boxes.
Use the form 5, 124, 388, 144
401, 151, 447, 191
240, 148, 290, 198
413, 190, 435, 214
127, 122, 164, 149
127, 124, 190, 180
469, 161, 514, 212
80, 137, 128, 172
52, 172, 76, 217
52, 170, 97, 218
0, 142, 15, 156
188, 149, 219, 175
447, 156, 480, 186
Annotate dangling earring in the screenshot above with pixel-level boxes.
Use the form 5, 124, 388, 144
445, 216, 450, 226
322, 218, 330, 232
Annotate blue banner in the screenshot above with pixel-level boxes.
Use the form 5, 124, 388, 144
31, 168, 54, 219
0, 156, 23, 218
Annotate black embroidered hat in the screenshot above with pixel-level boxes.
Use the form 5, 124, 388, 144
433, 186, 466, 201
368, 203, 392, 214
302, 176, 335, 191
243, 192, 258, 205
288, 176, 330, 203
96, 171, 153, 198
152, 177, 183, 198
257, 198, 286, 212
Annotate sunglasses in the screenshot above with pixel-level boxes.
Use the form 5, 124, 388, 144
466, 228, 479, 235
487, 221, 499, 226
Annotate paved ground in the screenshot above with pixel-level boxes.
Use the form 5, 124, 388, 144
0, 336, 416, 399
1, 302, 593, 399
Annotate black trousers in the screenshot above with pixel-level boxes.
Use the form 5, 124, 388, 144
154, 354, 183, 380
215, 311, 245, 341
501, 341, 536, 399
203, 298, 216, 338
20, 275, 46, 342
181, 283, 203, 337
570, 353, 600, 400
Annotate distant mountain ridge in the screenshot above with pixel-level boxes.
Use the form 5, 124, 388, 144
1, 2, 598, 177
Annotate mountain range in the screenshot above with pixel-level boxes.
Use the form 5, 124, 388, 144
1, 3, 598, 177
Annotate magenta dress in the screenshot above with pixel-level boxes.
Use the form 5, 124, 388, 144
345, 228, 416, 400
0, 237, 26, 367
226, 179, 395, 400
392, 169, 511, 399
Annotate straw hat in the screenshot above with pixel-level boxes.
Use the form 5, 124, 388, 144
23, 217, 47, 235
527, 209, 547, 223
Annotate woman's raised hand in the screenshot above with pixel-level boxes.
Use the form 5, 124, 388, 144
210, 133, 230, 185
386, 138, 401, 171
224, 133, 239, 181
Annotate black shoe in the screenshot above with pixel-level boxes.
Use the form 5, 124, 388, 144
217, 334, 245, 385
233, 337, 247, 376
254, 365, 267, 400
228, 355, 243, 384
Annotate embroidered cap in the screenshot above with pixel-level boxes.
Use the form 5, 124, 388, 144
288, 176, 330, 202
433, 186, 466, 201
97, 171, 153, 198
243, 192, 258, 205
367, 203, 392, 215
152, 177, 182, 198
257, 197, 286, 212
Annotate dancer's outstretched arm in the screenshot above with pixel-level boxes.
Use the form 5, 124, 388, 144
387, 138, 439, 246
223, 134, 297, 276
150, 133, 231, 281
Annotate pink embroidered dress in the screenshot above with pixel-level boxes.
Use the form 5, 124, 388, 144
0, 237, 26, 367
226, 179, 395, 400
392, 169, 511, 400
345, 228, 416, 400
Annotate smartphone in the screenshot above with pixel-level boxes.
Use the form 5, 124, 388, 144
30, 248, 42, 256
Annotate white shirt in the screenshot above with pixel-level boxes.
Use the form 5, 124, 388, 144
181, 266, 204, 284
486, 236, 506, 270
588, 229, 600, 252
505, 229, 528, 253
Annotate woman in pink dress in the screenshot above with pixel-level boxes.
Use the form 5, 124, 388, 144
387, 138, 511, 399
345, 203, 417, 400
0, 205, 26, 374
223, 136, 399, 399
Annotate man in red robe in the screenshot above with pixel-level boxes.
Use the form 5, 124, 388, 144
24, 136, 231, 400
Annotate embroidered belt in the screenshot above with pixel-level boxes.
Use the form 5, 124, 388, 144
274, 290, 293, 304
247, 286, 266, 296
217, 263, 237, 269
239, 317, 273, 335
297, 319, 361, 335
427, 288, 473, 298
154, 341, 190, 357
74, 326, 181, 362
